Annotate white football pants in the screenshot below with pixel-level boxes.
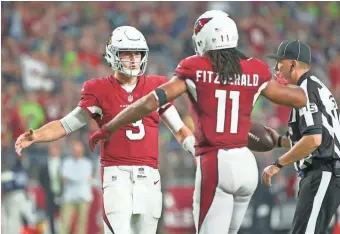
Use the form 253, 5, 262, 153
101, 166, 162, 234
193, 148, 258, 234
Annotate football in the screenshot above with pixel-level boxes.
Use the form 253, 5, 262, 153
248, 122, 275, 152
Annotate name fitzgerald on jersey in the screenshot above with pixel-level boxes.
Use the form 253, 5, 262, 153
196, 70, 259, 86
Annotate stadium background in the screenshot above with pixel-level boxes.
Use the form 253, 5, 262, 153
1, 1, 340, 234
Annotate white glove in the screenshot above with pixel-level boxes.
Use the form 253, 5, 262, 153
182, 136, 195, 156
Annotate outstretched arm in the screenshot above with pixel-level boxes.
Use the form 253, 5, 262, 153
261, 80, 307, 108
104, 76, 187, 134
15, 107, 90, 156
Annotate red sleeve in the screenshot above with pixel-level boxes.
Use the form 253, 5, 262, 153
78, 80, 102, 119
249, 58, 272, 84
174, 57, 196, 80
156, 76, 174, 115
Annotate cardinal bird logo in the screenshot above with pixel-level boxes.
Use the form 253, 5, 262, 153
194, 17, 213, 35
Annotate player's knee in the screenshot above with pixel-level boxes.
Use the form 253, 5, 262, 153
137, 192, 162, 234
103, 185, 132, 231
106, 212, 130, 231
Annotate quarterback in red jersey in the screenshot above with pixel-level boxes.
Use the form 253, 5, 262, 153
15, 26, 194, 234
89, 11, 307, 234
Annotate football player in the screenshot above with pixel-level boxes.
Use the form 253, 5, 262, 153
15, 26, 194, 234
88, 11, 307, 234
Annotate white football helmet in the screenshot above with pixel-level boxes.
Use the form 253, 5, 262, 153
192, 10, 239, 56
104, 26, 149, 77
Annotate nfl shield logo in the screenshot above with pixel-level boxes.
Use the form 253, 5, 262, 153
138, 167, 144, 174
128, 95, 133, 102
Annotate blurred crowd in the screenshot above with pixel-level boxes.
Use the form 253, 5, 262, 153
1, 1, 340, 234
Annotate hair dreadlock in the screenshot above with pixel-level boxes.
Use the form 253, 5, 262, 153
205, 48, 248, 84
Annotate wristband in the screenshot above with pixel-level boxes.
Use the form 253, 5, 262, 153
272, 159, 283, 169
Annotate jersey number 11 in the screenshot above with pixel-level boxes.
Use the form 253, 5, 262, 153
215, 89, 240, 134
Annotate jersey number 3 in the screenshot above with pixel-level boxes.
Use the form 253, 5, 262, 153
215, 89, 240, 134
126, 120, 145, 140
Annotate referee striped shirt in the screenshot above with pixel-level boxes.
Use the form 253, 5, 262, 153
286, 71, 340, 172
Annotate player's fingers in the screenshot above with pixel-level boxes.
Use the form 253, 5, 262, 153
16, 147, 22, 157
15, 134, 25, 144
261, 171, 266, 184
29, 128, 34, 135
263, 171, 271, 186
264, 173, 269, 185
15, 139, 21, 147
15, 143, 20, 151
266, 170, 273, 186
267, 175, 272, 186
267, 176, 272, 186
264, 126, 273, 134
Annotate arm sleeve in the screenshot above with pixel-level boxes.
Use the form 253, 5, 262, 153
78, 81, 103, 119
298, 79, 322, 136
174, 57, 195, 80
60, 107, 91, 135
156, 76, 174, 115
160, 105, 185, 133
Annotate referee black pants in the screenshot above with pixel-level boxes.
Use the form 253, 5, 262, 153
291, 162, 340, 234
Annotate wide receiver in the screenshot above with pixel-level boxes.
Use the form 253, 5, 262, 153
15, 26, 194, 234
89, 11, 307, 234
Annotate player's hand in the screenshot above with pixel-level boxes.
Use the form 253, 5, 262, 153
261, 165, 281, 186
15, 129, 36, 156
264, 126, 280, 147
182, 136, 195, 156
89, 125, 111, 152
275, 74, 288, 85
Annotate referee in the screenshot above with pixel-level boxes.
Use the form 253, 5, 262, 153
261, 39, 340, 234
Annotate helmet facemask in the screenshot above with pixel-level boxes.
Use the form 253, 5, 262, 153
105, 46, 148, 78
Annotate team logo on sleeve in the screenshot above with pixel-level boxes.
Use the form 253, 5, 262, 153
194, 18, 212, 35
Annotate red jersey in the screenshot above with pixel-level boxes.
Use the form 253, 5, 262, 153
175, 55, 271, 155
78, 75, 172, 168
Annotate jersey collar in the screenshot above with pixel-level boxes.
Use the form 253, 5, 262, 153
297, 70, 313, 86
108, 75, 146, 96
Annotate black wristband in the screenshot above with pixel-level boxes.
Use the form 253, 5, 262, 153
272, 159, 283, 169
277, 136, 283, 148
155, 88, 168, 106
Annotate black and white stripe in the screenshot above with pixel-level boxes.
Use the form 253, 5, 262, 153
287, 72, 340, 172
305, 171, 332, 233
